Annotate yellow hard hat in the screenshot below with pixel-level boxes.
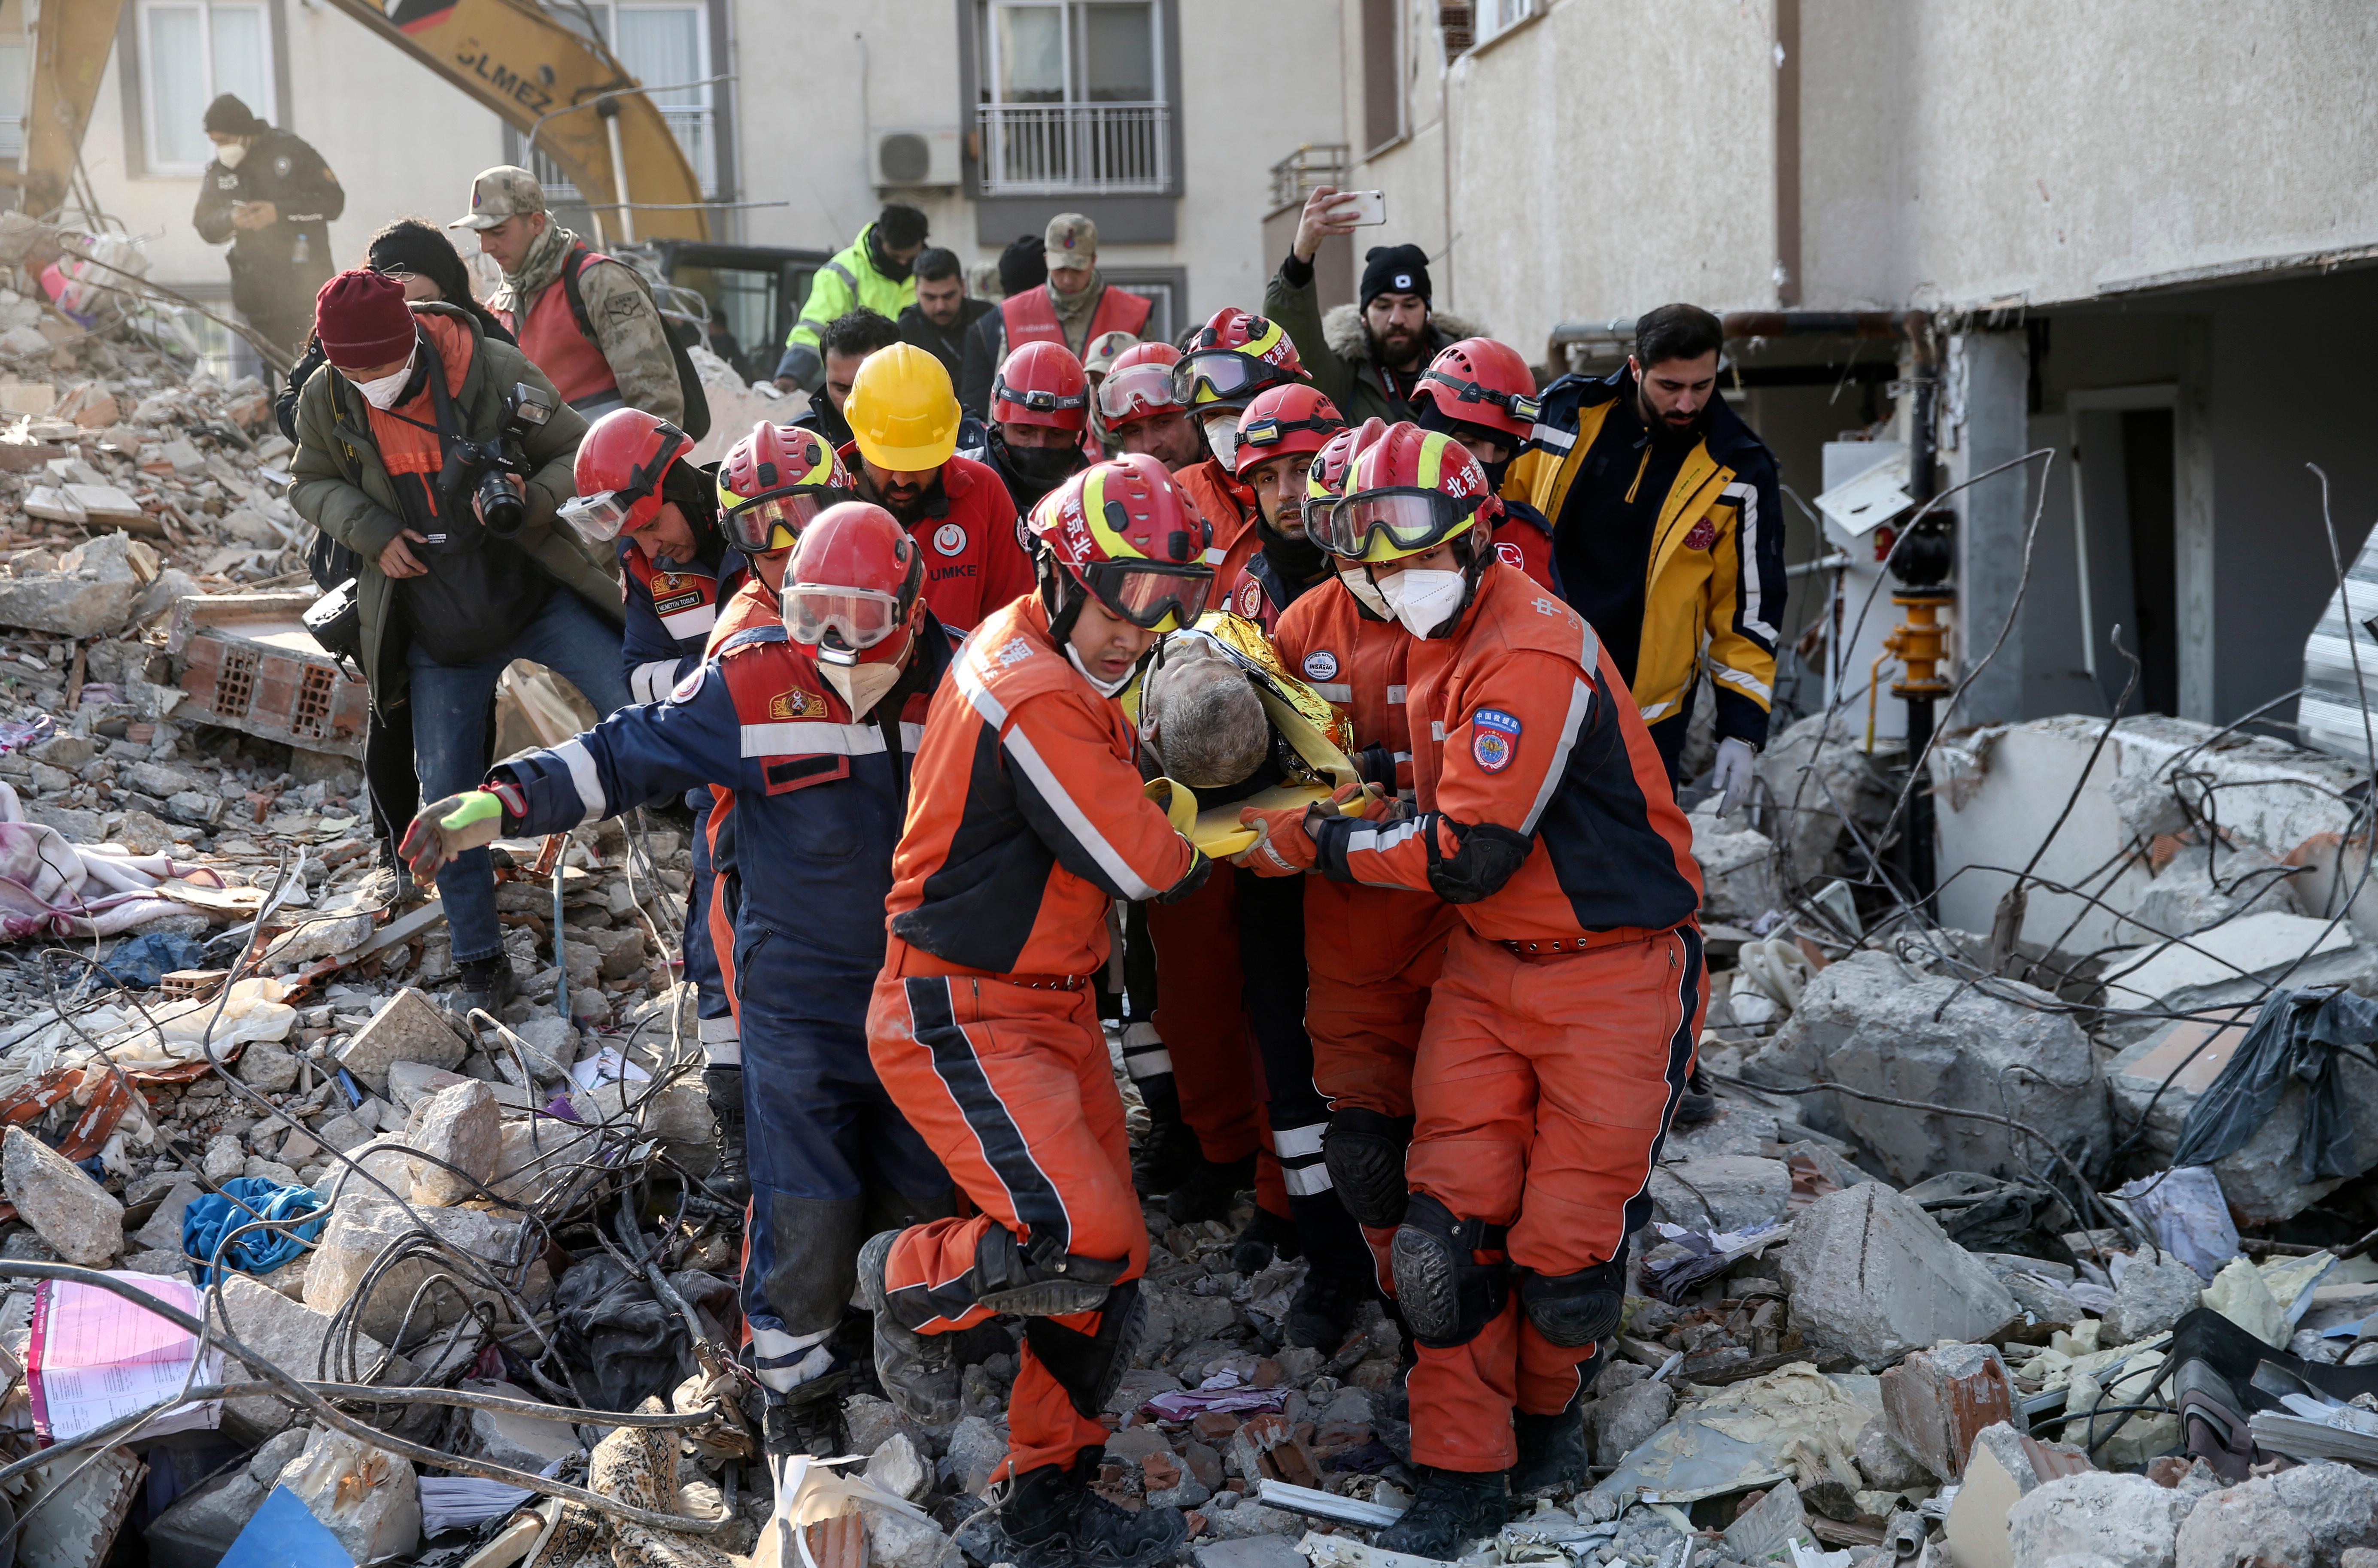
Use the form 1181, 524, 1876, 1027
846, 343, 960, 471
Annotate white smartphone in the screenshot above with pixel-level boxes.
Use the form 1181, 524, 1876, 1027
1336, 190, 1387, 226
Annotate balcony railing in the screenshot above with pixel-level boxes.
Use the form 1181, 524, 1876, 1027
1268, 143, 1351, 212
976, 102, 1171, 197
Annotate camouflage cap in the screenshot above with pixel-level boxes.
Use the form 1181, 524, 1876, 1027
1045, 212, 1097, 270
449, 166, 547, 231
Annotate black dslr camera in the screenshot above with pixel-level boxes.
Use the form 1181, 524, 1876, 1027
447, 382, 555, 539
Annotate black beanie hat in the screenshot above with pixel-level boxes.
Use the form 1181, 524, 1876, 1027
998, 233, 1048, 298
365, 218, 475, 306
1360, 244, 1432, 310
203, 94, 267, 136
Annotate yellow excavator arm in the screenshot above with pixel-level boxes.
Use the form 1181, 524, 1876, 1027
19, 0, 710, 244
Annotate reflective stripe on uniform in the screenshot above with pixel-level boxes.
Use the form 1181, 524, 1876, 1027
1529, 422, 1575, 455
630, 659, 679, 705
553, 738, 606, 825
1386, 684, 1407, 704
1271, 1122, 1327, 1159
954, 655, 1162, 902
1521, 677, 1594, 835
1722, 481, 1777, 645
1311, 682, 1353, 703
738, 720, 926, 757
1283, 1163, 1334, 1196
659, 602, 718, 640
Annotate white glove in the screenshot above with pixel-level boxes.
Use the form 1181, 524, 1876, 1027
1710, 737, 1758, 818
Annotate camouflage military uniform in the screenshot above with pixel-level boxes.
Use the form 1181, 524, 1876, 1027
488, 216, 684, 424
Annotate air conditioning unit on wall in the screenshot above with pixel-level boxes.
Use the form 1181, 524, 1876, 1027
873, 127, 961, 189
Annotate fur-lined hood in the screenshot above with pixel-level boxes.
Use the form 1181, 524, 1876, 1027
1321, 303, 1484, 370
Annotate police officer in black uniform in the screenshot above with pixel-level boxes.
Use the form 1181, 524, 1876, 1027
191, 94, 345, 364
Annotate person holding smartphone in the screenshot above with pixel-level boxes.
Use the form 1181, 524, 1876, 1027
1265, 186, 1475, 425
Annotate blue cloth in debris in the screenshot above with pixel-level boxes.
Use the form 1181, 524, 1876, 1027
181, 1177, 328, 1284
97, 931, 209, 989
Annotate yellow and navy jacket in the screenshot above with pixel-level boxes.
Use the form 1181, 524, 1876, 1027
1508, 372, 1785, 747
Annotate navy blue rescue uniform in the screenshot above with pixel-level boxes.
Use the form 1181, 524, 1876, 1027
620, 543, 749, 1062
501, 615, 954, 1392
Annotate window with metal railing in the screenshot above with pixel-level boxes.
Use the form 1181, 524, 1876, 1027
528, 1, 719, 200
976, 0, 1170, 196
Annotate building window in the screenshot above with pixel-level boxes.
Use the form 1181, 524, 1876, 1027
1360, 0, 1400, 154
1469, 0, 1536, 48
0, 41, 24, 162
523, 1, 720, 200
976, 1, 1169, 196
1100, 269, 1181, 345
137, 0, 274, 176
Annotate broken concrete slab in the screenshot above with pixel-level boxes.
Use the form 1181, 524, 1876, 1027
1720, 1480, 1811, 1564
2, 1124, 123, 1265
131, 1180, 202, 1252
464, 1379, 582, 1472
1775, 1183, 2020, 1366
866, 1432, 932, 1503
1879, 1343, 2011, 1481
210, 1271, 402, 1441
407, 1079, 499, 1206
1587, 1377, 1674, 1465
15, 1443, 146, 1568
336, 987, 466, 1095
2098, 912, 2378, 1044
1942, 1422, 2094, 1568
234, 1040, 299, 1094
1648, 1156, 1792, 1233
0, 531, 155, 638
2007, 1471, 2190, 1568
303, 1199, 524, 1342
1690, 804, 1781, 925
2175, 1462, 2378, 1568
2110, 1250, 2206, 1343
278, 1425, 420, 1567
1745, 947, 2107, 1184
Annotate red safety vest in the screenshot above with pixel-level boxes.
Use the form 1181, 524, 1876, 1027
1000, 282, 1151, 358
501, 244, 620, 409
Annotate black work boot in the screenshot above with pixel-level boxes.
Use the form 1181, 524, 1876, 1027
1286, 1253, 1374, 1351
991, 1455, 1187, 1568
1377, 1466, 1509, 1559
704, 1066, 751, 1204
1131, 1087, 1203, 1198
762, 1372, 848, 1459
1671, 1066, 1718, 1128
452, 954, 517, 1018
1165, 1153, 1254, 1225
1230, 1206, 1300, 1274
1509, 1404, 1590, 1495
856, 1229, 960, 1425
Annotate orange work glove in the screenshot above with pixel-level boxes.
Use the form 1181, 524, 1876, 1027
1234, 803, 1320, 876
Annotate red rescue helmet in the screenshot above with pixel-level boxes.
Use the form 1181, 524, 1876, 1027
1096, 341, 1187, 430
1026, 453, 1215, 634
714, 422, 856, 555
782, 502, 926, 668
1232, 383, 1345, 479
992, 341, 1091, 434
1312, 422, 1492, 566
1303, 416, 1390, 535
1412, 337, 1541, 443
1175, 308, 1305, 412
561, 408, 691, 545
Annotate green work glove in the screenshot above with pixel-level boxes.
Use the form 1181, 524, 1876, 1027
399, 789, 512, 887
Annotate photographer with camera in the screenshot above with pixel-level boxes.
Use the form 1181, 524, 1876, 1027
289, 267, 632, 1013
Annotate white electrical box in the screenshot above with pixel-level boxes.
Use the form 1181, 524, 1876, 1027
1819, 441, 1910, 746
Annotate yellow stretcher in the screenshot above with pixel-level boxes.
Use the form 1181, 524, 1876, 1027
1139, 613, 1364, 858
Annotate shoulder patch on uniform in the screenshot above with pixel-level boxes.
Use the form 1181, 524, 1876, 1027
932, 522, 969, 557
1238, 580, 1262, 616
1495, 541, 1525, 569
995, 636, 1034, 667
769, 688, 818, 719
670, 664, 711, 703
1471, 708, 1521, 773
1302, 650, 1339, 680
1683, 517, 1719, 552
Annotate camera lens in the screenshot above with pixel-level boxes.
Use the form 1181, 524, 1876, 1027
477, 470, 525, 537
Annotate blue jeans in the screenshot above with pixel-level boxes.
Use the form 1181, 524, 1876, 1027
409, 589, 632, 964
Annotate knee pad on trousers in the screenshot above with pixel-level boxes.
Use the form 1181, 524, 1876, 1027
1323, 1108, 1413, 1230
1519, 1256, 1628, 1348
1389, 1193, 1508, 1349
764, 1196, 867, 1337
1024, 1280, 1145, 1419
975, 1228, 1130, 1317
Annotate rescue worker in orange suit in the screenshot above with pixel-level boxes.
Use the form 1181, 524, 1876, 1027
986, 340, 1093, 516
1215, 383, 1346, 630
1099, 343, 1206, 475
858, 455, 1215, 1568
1090, 337, 1273, 1210
1238, 425, 1704, 1553
561, 409, 751, 1196
842, 343, 1038, 632
1174, 308, 1309, 551
1132, 309, 1316, 1232
1411, 338, 1560, 594
397, 501, 959, 1461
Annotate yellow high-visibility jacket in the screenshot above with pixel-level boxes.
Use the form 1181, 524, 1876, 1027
1506, 371, 1786, 745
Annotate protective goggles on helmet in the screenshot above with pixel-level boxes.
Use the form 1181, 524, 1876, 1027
558, 488, 651, 546
1079, 558, 1215, 631
1239, 413, 1342, 452
721, 485, 860, 555
1095, 362, 1183, 422
1420, 369, 1541, 427
993, 377, 1090, 416
1171, 349, 1281, 407
781, 582, 912, 653
1312, 487, 1485, 561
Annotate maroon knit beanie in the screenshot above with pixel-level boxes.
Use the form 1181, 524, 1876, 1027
313, 268, 417, 368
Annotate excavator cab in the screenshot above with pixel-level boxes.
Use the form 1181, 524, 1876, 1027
649, 241, 828, 386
